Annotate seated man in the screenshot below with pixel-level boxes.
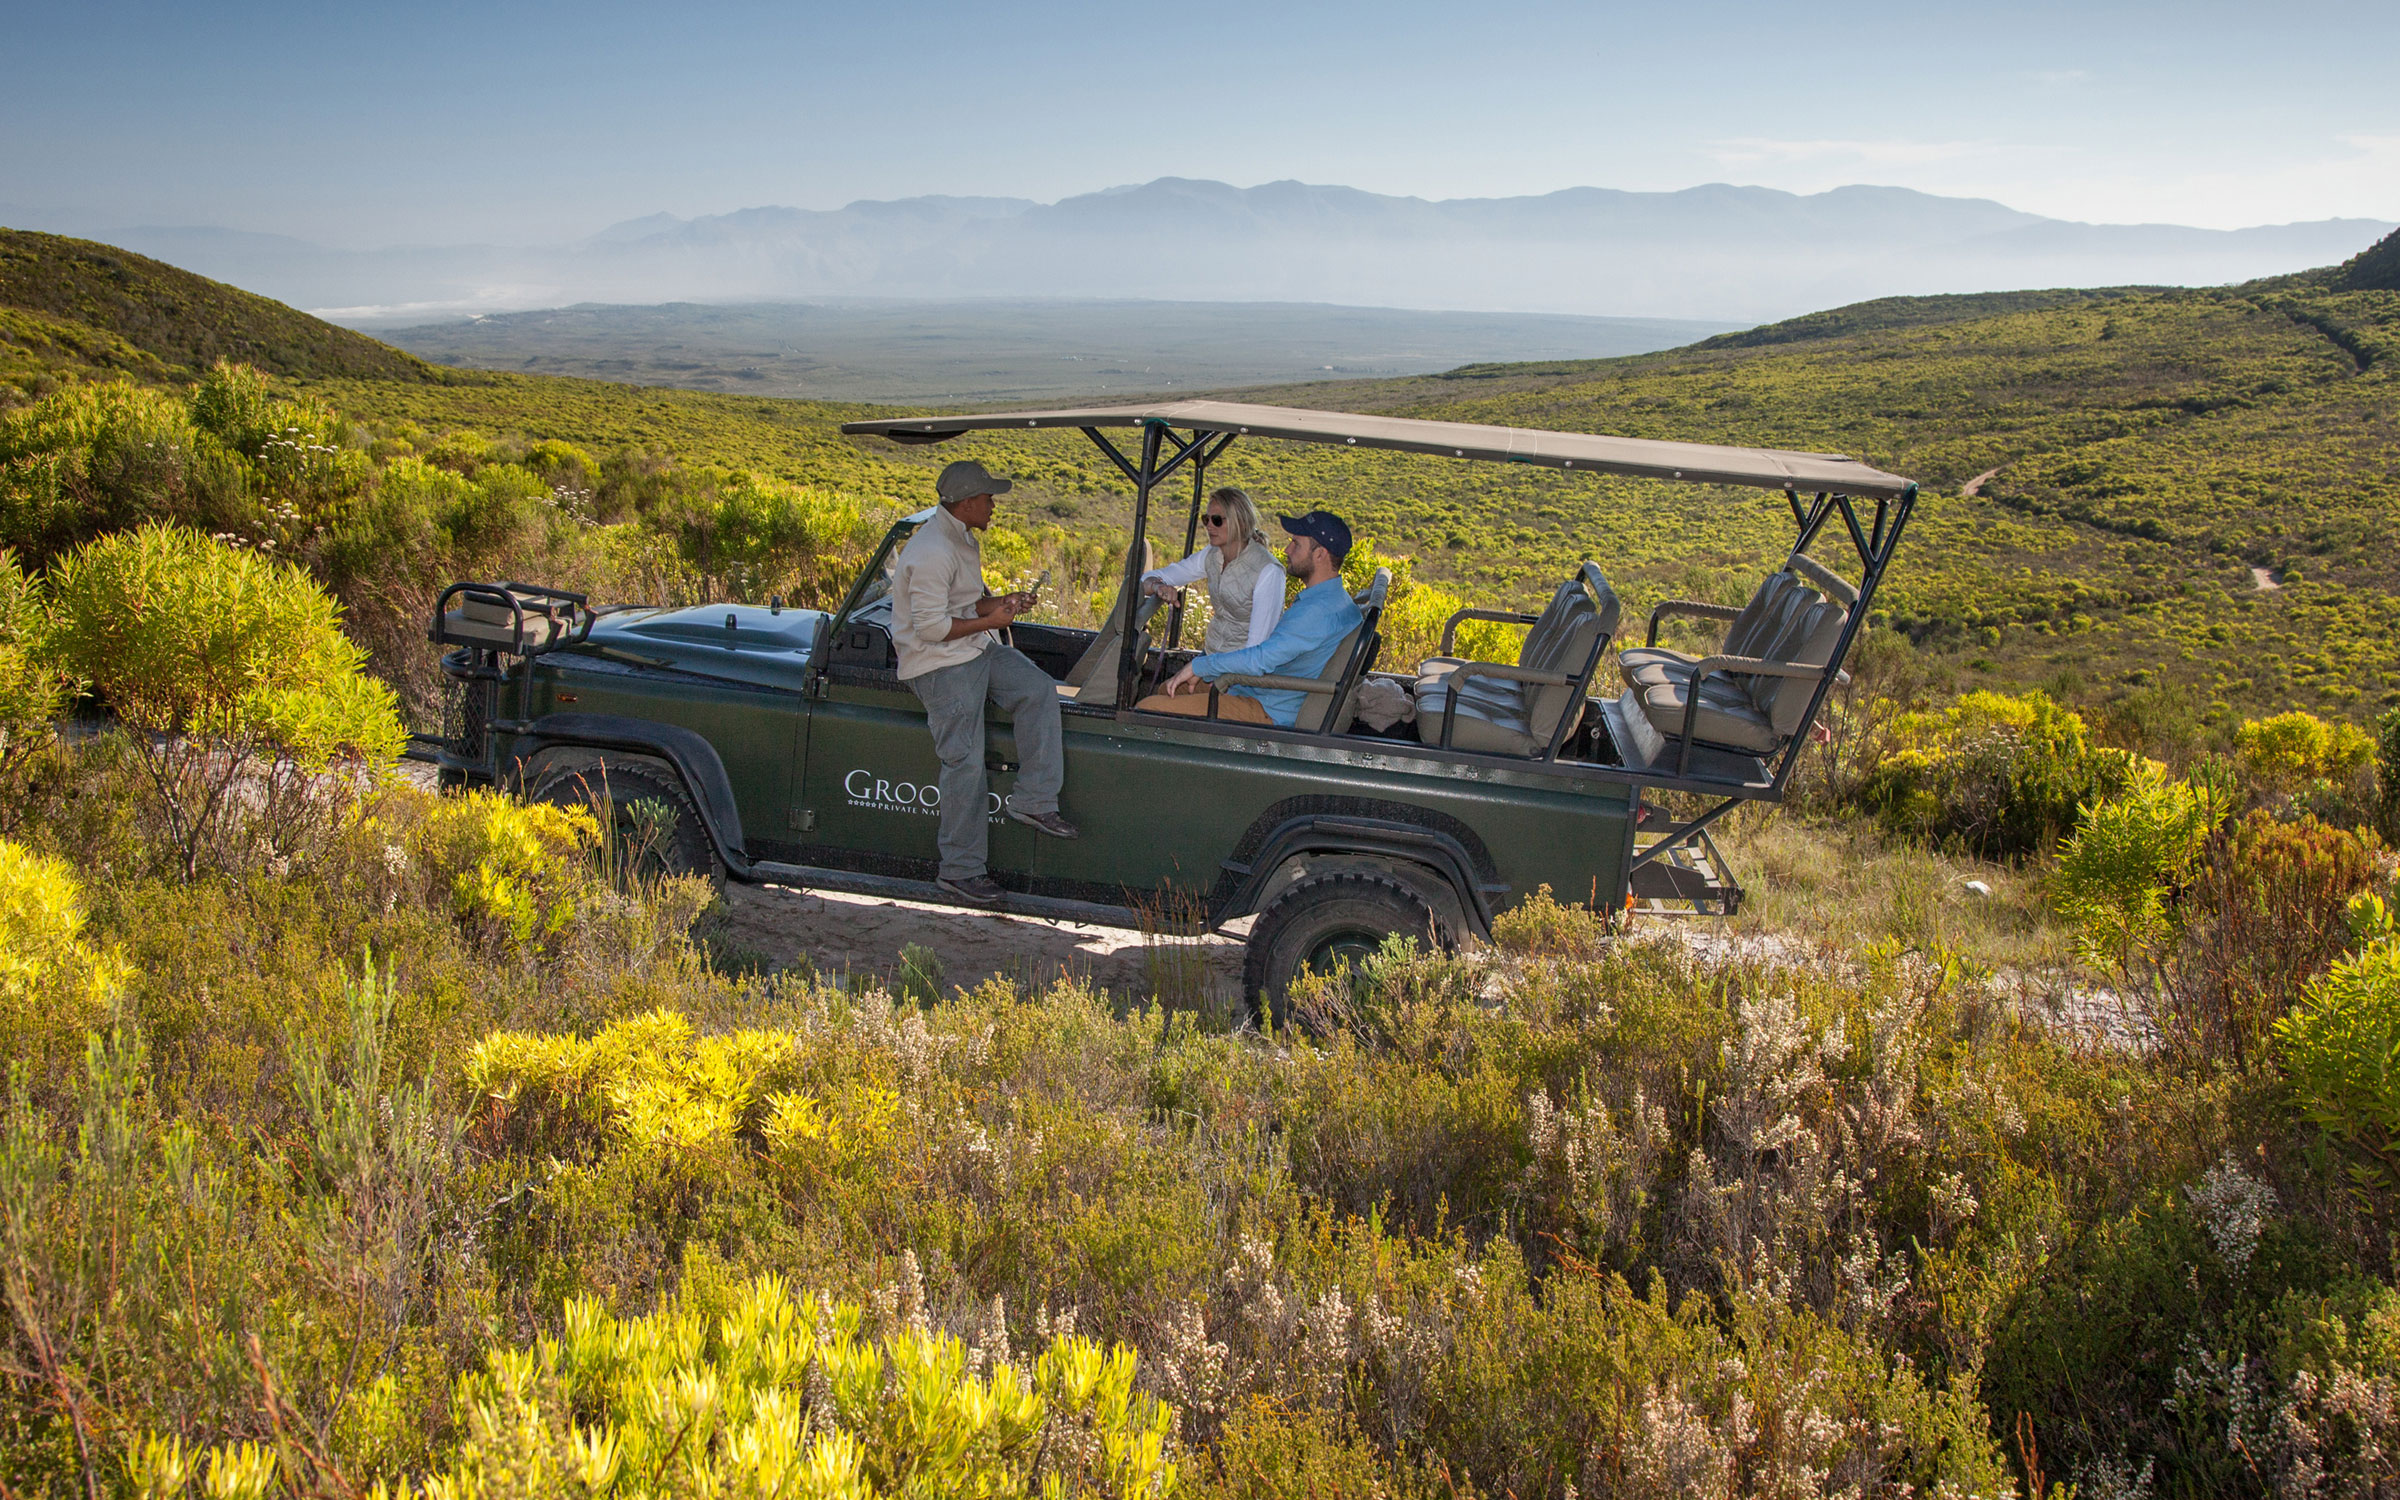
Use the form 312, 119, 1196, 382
1138, 511, 1361, 727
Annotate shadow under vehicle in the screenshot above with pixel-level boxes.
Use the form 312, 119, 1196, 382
421, 400, 1915, 1016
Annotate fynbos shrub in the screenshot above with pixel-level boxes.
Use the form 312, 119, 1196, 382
41, 524, 403, 873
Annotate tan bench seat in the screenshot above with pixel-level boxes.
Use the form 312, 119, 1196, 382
1416, 564, 1619, 758
1625, 555, 1854, 757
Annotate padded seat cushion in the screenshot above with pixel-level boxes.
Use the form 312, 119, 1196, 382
441, 607, 569, 650
1415, 679, 1588, 757
1638, 680, 1779, 753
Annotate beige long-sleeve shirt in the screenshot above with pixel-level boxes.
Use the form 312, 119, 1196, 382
890, 504, 995, 680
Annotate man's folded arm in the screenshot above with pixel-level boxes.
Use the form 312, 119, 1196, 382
901, 563, 966, 646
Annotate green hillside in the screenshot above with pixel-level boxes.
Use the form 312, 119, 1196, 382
0, 228, 436, 388
4, 228, 2398, 726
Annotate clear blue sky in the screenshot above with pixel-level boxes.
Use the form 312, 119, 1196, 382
4, 0, 2395, 245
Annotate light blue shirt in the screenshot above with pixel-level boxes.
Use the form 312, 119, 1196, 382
1192, 577, 1363, 727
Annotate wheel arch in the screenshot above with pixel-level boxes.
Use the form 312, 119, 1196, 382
1215, 800, 1504, 941
508, 712, 751, 877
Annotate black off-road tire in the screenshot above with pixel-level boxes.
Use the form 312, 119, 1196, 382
531, 757, 724, 887
1242, 871, 1447, 1033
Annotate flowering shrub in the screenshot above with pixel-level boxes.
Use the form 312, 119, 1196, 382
43, 522, 403, 764
147, 1277, 1175, 1500
464, 1009, 899, 1173
2236, 710, 2375, 796
0, 837, 117, 1066
1860, 689, 2140, 860
407, 791, 599, 950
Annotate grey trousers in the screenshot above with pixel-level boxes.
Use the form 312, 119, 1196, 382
907, 644, 1064, 880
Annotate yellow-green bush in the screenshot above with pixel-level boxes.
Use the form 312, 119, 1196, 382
0, 836, 117, 1062
2276, 940, 2400, 1189
0, 549, 64, 751
463, 1009, 897, 1169
406, 791, 600, 949
42, 523, 402, 766
302, 1276, 1176, 1500
2052, 763, 2232, 971
0, 379, 249, 563
2237, 711, 2374, 792
1861, 688, 2141, 860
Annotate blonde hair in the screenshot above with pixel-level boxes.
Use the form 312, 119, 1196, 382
1209, 486, 1264, 554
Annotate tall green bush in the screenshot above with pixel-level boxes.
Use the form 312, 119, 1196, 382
0, 380, 249, 563
2373, 706, 2400, 847
2276, 940, 2400, 1190
41, 525, 402, 873
44, 523, 400, 762
2052, 764, 2231, 972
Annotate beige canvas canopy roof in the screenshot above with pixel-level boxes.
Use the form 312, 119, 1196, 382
841, 399, 1915, 500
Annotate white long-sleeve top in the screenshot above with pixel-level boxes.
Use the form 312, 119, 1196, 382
1142, 549, 1287, 648
890, 504, 994, 680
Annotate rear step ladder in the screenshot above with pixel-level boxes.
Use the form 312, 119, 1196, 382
1627, 823, 1743, 917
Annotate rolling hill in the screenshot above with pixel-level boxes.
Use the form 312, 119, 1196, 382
0, 228, 436, 390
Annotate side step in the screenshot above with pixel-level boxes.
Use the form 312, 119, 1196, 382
1627, 825, 1744, 917
746, 859, 1144, 931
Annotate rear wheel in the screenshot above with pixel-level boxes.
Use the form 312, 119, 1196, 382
531, 757, 723, 887
1242, 872, 1446, 1032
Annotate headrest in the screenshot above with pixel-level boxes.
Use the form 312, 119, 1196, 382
1787, 553, 1858, 608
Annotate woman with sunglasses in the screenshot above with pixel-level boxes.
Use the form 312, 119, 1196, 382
1140, 486, 1287, 654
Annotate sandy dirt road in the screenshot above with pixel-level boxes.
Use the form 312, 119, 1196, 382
709, 879, 1251, 1003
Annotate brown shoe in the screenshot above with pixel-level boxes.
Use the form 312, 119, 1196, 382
1008, 807, 1080, 840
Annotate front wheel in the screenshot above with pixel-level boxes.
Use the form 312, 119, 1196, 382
531, 758, 724, 887
1242, 872, 1447, 1032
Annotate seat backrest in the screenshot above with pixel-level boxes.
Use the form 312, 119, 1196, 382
1523, 564, 1623, 748
1307, 568, 1390, 733
1067, 546, 1162, 701
1516, 577, 1585, 669
1750, 600, 1850, 736
1720, 569, 1802, 659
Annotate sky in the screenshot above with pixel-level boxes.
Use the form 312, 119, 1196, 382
3, 0, 2396, 248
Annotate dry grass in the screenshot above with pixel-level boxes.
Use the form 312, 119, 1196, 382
1712, 808, 2078, 976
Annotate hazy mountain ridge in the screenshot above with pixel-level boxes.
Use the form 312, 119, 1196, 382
13, 179, 2386, 328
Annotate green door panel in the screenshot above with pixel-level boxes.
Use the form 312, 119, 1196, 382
794, 681, 1633, 912
799, 684, 1040, 873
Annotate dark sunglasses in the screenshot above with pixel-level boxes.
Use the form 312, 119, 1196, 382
1202, 513, 1229, 527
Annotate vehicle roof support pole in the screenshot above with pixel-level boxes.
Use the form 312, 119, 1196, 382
1764, 483, 1917, 796
1116, 422, 1166, 710
1079, 427, 1142, 487
1791, 492, 1833, 558
1167, 445, 1208, 649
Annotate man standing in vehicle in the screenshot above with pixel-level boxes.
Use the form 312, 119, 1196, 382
892, 459, 1077, 906
1141, 510, 1362, 727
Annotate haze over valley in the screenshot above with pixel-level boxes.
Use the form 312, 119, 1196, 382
28, 177, 2387, 334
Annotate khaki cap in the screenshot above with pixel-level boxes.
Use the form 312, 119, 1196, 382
937, 459, 1013, 502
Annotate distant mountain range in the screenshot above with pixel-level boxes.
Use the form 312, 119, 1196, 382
7, 179, 2391, 325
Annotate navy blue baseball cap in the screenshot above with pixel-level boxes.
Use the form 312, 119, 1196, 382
1278, 510, 1352, 564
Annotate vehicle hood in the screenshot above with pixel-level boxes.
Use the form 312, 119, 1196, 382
581, 603, 827, 691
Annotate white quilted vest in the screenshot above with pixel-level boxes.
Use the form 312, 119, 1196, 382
1202, 540, 1274, 655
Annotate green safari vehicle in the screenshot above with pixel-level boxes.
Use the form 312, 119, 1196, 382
424, 400, 1916, 1013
